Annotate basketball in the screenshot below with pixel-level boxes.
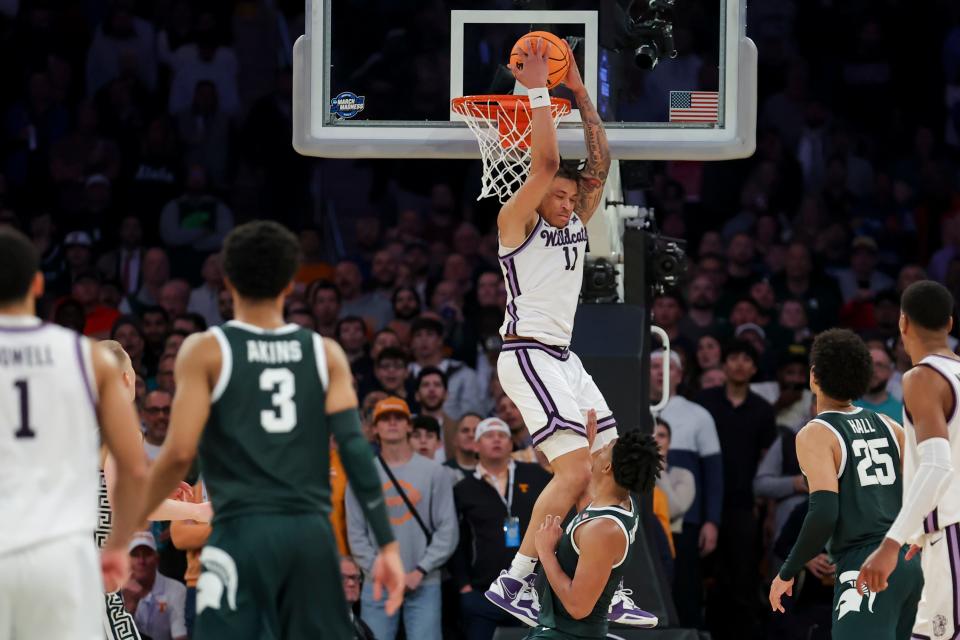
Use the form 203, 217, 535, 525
509, 31, 570, 89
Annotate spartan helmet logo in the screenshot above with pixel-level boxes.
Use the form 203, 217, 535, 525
835, 571, 877, 620
196, 546, 239, 615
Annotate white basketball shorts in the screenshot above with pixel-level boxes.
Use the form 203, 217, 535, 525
498, 339, 619, 461
912, 522, 960, 640
0, 532, 102, 640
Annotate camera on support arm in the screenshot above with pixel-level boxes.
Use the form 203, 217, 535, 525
599, 0, 678, 70
623, 212, 688, 298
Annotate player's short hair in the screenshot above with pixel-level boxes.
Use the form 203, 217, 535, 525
222, 221, 300, 300
416, 366, 447, 390
611, 430, 663, 495
0, 227, 39, 306
810, 328, 873, 402
99, 339, 131, 368
901, 281, 954, 331
555, 160, 581, 183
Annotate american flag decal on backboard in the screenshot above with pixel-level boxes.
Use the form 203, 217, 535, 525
669, 91, 719, 123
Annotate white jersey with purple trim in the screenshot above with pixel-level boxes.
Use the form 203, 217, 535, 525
498, 214, 588, 347
0, 316, 100, 555
903, 353, 960, 535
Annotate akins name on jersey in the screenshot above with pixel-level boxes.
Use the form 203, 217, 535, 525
246, 340, 303, 364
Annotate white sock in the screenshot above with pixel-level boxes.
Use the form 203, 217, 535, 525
507, 553, 538, 580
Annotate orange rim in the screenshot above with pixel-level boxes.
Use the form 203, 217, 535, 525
451, 95, 572, 119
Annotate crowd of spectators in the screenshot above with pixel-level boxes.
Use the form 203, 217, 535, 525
4, 0, 960, 639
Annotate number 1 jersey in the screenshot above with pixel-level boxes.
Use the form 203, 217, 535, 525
809, 406, 902, 558
201, 321, 331, 523
0, 317, 100, 555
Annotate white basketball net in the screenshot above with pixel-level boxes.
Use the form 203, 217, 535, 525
452, 96, 571, 203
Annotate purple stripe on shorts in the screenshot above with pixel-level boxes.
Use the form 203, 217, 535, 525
516, 349, 558, 415
75, 335, 97, 413
935, 509, 941, 531
911, 635, 931, 640
531, 416, 585, 447
501, 340, 570, 361
926, 511, 936, 534
597, 416, 618, 433
948, 523, 960, 634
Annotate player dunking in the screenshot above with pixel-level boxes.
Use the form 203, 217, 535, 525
0, 227, 147, 639
484, 37, 655, 627
768, 329, 923, 639
528, 414, 662, 639
858, 281, 960, 639
137, 221, 404, 639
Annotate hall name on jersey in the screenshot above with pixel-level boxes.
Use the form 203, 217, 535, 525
540, 226, 587, 248
847, 418, 877, 434
0, 344, 54, 367
246, 340, 302, 364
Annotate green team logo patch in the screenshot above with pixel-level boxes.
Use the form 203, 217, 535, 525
197, 546, 239, 614
836, 571, 877, 619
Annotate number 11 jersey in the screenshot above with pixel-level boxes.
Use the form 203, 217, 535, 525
498, 213, 588, 348
810, 406, 902, 558
201, 320, 331, 523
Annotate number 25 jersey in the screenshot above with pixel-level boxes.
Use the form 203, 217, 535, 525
201, 321, 332, 523
809, 406, 902, 558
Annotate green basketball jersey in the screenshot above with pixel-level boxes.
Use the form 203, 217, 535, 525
537, 496, 639, 638
199, 321, 332, 522
811, 407, 902, 558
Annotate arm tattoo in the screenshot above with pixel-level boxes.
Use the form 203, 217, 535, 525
574, 90, 611, 219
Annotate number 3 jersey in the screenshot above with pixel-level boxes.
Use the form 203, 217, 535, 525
810, 407, 902, 558
498, 214, 588, 347
201, 321, 331, 523
0, 317, 100, 555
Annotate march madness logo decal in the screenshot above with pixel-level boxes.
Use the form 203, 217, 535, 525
331, 92, 365, 119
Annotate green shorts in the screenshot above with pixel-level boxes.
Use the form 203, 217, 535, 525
193, 512, 353, 640
830, 543, 923, 640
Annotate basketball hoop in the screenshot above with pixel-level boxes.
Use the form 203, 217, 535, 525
452, 95, 571, 203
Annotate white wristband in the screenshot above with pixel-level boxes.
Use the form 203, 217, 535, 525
527, 87, 550, 109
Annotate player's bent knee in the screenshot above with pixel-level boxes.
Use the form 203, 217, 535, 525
550, 448, 592, 497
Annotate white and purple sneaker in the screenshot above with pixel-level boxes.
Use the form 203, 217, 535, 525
484, 571, 540, 627
607, 585, 658, 628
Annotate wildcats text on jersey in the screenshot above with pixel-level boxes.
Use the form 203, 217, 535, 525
540, 225, 588, 248
246, 340, 303, 364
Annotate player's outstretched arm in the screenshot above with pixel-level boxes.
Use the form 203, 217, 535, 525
104, 454, 212, 523
858, 368, 954, 593
498, 37, 560, 248
139, 332, 218, 523
535, 515, 624, 620
770, 422, 840, 613
561, 41, 610, 225
93, 341, 149, 591
94, 341, 149, 548
324, 337, 404, 616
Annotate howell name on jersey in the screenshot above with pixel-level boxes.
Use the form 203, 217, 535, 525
0, 344, 55, 367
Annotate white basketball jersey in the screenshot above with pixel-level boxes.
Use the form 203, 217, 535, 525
902, 354, 960, 534
0, 316, 100, 555
498, 214, 587, 347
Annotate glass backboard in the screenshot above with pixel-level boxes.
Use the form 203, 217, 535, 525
292, 0, 756, 160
